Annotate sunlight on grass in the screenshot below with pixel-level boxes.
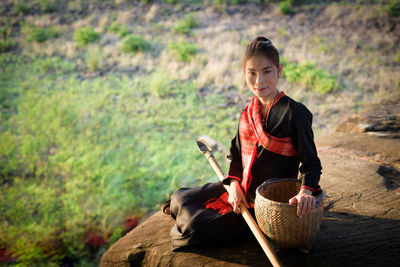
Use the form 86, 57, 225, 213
282, 58, 340, 94
73, 26, 100, 47
167, 40, 198, 62
0, 53, 237, 265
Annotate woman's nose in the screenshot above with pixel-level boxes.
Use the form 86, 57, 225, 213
256, 73, 265, 84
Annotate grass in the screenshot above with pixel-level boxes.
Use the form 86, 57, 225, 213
73, 27, 100, 47
25, 26, 59, 43
0, 52, 237, 265
0, 38, 13, 52
148, 68, 174, 97
14, 1, 31, 14
280, 0, 295, 15
120, 35, 150, 54
172, 13, 200, 35
282, 58, 340, 94
39, 0, 57, 13
385, 0, 400, 17
108, 22, 130, 38
168, 40, 198, 62
85, 45, 103, 72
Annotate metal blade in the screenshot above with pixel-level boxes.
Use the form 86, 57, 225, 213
195, 140, 209, 153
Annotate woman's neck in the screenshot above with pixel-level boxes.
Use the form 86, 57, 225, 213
258, 89, 279, 107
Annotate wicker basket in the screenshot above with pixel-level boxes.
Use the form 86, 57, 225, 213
255, 178, 324, 252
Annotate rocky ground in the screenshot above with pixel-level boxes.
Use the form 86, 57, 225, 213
100, 97, 400, 266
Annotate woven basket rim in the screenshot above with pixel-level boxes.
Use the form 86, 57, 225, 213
256, 178, 325, 207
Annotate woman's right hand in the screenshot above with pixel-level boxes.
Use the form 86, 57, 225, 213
228, 180, 250, 214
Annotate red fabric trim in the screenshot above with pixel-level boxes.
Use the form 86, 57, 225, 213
227, 175, 241, 182
301, 185, 319, 192
240, 144, 258, 199
204, 192, 232, 214
205, 92, 299, 215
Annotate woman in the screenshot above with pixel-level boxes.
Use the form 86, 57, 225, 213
162, 36, 322, 251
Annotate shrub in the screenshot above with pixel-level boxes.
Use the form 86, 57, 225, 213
0, 23, 11, 39
172, 13, 200, 35
213, 0, 247, 5
39, 0, 57, 13
27, 28, 48, 42
148, 68, 173, 97
73, 27, 100, 47
85, 46, 103, 72
240, 38, 250, 46
120, 35, 150, 54
0, 38, 13, 53
168, 40, 197, 62
385, 0, 400, 17
281, 58, 339, 94
14, 1, 31, 14
280, 0, 294, 15
26, 27, 59, 43
108, 22, 130, 38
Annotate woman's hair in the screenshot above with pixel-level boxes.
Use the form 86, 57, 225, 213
241, 36, 280, 74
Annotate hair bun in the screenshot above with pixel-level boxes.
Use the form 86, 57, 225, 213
242, 36, 280, 70
257, 40, 273, 48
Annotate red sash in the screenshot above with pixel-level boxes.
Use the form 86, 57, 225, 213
205, 91, 298, 214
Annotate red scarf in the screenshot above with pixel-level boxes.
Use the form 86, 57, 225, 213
205, 91, 298, 214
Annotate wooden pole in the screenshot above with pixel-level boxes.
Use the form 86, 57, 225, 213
196, 140, 282, 267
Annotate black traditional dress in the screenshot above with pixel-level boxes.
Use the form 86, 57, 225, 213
169, 93, 322, 250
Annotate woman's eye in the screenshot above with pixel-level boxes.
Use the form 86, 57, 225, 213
264, 71, 271, 74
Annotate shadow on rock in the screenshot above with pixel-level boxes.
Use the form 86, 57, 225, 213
169, 210, 400, 267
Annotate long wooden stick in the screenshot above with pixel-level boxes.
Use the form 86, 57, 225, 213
196, 140, 282, 267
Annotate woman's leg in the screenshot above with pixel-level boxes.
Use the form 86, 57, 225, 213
170, 182, 252, 250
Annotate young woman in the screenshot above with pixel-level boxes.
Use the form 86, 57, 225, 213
162, 36, 322, 251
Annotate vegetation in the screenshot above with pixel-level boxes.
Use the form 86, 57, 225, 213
120, 34, 150, 54
0, 38, 13, 52
25, 26, 59, 43
73, 27, 100, 47
14, 1, 31, 14
280, 0, 294, 15
85, 45, 103, 72
108, 22, 130, 38
167, 40, 198, 62
148, 68, 175, 97
172, 13, 200, 35
385, 0, 400, 17
0, 52, 235, 265
213, 0, 248, 4
39, 0, 57, 13
282, 58, 340, 94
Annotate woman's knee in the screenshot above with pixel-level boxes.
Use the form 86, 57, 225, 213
170, 187, 188, 207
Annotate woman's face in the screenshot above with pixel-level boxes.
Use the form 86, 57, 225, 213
244, 55, 283, 101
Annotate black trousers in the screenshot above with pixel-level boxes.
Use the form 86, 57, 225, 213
169, 182, 254, 251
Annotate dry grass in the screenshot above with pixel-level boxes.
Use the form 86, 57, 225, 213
4, 1, 398, 136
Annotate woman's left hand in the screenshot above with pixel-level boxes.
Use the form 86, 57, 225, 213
289, 188, 315, 218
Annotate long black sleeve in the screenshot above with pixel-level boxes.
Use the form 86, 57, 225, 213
291, 103, 322, 191
222, 127, 243, 185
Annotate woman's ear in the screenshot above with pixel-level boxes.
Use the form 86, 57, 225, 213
277, 63, 283, 78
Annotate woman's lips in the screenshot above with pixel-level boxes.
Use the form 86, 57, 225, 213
255, 87, 266, 91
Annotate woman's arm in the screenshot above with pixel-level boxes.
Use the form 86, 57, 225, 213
222, 127, 243, 186
222, 126, 249, 214
291, 103, 322, 192
290, 103, 322, 217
